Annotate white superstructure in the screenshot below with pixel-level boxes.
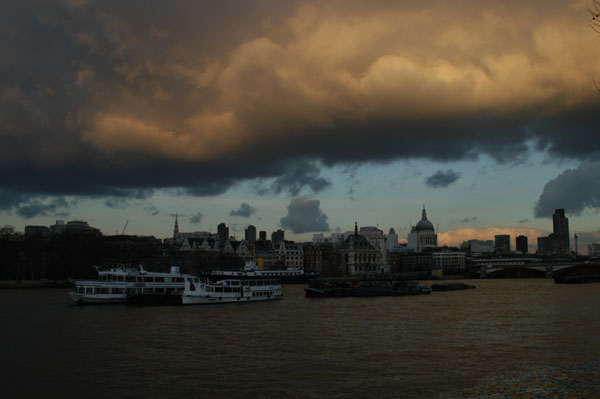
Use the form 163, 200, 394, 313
181, 276, 282, 305
211, 260, 303, 278
69, 265, 191, 304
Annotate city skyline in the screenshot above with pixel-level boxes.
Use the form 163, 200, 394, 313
15, 204, 588, 255
1, 1, 599, 251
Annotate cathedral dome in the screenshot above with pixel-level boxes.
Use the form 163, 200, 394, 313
416, 219, 434, 232
415, 206, 434, 232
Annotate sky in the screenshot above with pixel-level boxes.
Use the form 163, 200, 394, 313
1, 0, 600, 252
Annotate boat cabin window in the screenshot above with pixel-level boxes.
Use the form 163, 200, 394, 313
155, 277, 165, 283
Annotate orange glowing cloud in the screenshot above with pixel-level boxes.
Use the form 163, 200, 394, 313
438, 227, 549, 248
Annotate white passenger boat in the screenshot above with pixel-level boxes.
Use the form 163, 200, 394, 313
211, 260, 304, 280
69, 265, 192, 305
181, 276, 282, 305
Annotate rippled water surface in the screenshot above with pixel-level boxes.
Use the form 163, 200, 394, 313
1, 279, 599, 398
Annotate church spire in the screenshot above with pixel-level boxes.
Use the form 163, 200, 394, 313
174, 213, 179, 236
354, 221, 358, 236
422, 205, 427, 220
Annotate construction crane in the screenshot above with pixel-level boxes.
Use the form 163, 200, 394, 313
122, 220, 129, 235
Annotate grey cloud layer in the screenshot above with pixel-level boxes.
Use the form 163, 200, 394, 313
280, 197, 330, 234
425, 169, 461, 188
230, 203, 256, 218
534, 161, 600, 217
0, 1, 598, 215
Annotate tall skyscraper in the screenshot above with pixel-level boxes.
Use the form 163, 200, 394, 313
259, 231, 267, 241
549, 208, 570, 255
272, 229, 285, 246
217, 222, 229, 246
494, 235, 511, 253
245, 225, 257, 243
537, 236, 549, 255
516, 235, 528, 253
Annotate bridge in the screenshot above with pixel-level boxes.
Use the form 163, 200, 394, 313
472, 258, 583, 278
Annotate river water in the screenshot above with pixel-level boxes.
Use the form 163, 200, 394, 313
1, 279, 599, 398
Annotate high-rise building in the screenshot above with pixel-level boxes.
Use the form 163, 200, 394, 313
549, 209, 570, 255
552, 209, 569, 235
259, 231, 267, 241
494, 235, 511, 253
537, 236, 549, 255
516, 235, 528, 253
245, 225, 257, 243
217, 223, 229, 246
271, 229, 285, 246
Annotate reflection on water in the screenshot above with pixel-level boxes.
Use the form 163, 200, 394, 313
463, 360, 599, 398
1, 279, 599, 398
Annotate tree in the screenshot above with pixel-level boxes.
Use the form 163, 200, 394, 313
0, 225, 23, 241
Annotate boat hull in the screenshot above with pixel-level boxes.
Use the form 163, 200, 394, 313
127, 293, 183, 305
182, 293, 282, 305
69, 292, 128, 305
304, 282, 431, 297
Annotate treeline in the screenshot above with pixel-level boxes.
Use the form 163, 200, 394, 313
0, 226, 243, 281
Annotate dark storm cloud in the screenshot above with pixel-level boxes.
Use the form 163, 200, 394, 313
424, 170, 461, 188
0, 0, 599, 215
229, 203, 256, 218
280, 197, 330, 234
0, 188, 73, 218
534, 161, 600, 218
0, 189, 26, 211
189, 212, 204, 224
16, 197, 70, 219
255, 161, 331, 197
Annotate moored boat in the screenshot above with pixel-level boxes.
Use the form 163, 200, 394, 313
305, 279, 431, 297
209, 260, 310, 284
181, 276, 282, 305
69, 265, 192, 305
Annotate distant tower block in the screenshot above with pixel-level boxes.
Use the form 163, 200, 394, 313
516, 235, 528, 253
549, 209, 570, 255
